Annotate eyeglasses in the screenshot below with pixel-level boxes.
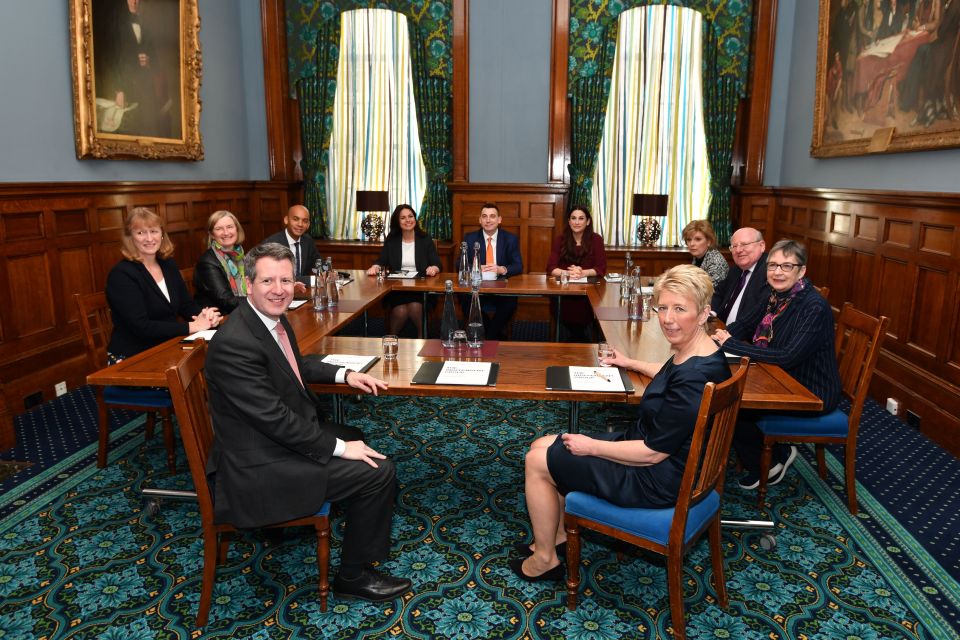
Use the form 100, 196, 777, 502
729, 239, 762, 251
766, 262, 801, 273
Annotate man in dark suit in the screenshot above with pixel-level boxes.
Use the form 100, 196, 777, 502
459, 203, 524, 339
711, 227, 769, 325
262, 205, 320, 294
205, 242, 411, 602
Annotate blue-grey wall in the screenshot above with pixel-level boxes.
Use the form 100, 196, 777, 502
469, 0, 552, 183
0, 0, 269, 182
766, 0, 960, 191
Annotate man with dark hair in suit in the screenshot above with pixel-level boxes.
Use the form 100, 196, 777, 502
459, 203, 524, 339
205, 242, 411, 602
262, 205, 320, 295
711, 227, 768, 325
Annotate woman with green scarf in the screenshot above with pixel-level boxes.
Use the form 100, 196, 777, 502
194, 210, 248, 313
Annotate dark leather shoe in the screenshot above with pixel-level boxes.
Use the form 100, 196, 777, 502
333, 568, 412, 601
512, 541, 567, 559
508, 557, 565, 582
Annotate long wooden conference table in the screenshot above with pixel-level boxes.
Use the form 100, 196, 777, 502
87, 271, 822, 432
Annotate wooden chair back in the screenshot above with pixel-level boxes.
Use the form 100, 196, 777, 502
180, 267, 196, 297
75, 292, 112, 372
165, 341, 216, 526
671, 357, 750, 544
834, 302, 889, 438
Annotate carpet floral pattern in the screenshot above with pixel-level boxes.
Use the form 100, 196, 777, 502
1, 396, 957, 639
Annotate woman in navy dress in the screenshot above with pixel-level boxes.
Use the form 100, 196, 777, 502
511, 264, 730, 581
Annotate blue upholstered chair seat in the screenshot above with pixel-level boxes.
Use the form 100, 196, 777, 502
757, 409, 848, 438
315, 502, 331, 517
103, 385, 173, 408
565, 490, 721, 547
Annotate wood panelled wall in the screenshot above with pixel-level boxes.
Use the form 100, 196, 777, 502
0, 181, 299, 446
737, 186, 960, 455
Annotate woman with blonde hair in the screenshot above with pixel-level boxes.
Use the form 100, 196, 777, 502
194, 210, 247, 313
510, 264, 729, 581
106, 207, 220, 363
682, 219, 728, 288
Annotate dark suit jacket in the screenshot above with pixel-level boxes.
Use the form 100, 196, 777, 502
205, 300, 345, 528
373, 232, 442, 274
462, 228, 523, 276
105, 257, 200, 358
193, 248, 246, 313
710, 252, 769, 324
262, 230, 320, 284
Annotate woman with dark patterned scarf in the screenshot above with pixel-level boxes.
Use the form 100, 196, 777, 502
194, 210, 248, 314
713, 239, 841, 489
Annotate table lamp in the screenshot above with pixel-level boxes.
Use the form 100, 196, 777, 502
357, 190, 390, 241
632, 194, 669, 246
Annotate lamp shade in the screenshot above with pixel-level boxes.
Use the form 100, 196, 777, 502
356, 190, 390, 212
632, 194, 669, 217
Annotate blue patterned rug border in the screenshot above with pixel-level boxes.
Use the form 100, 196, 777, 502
809, 448, 958, 638
0, 416, 145, 528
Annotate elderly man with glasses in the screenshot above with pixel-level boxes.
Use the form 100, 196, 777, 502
710, 227, 769, 324
713, 239, 841, 490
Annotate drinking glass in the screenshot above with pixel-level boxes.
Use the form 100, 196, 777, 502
560, 271, 570, 286
382, 334, 399, 360
452, 329, 468, 354
598, 341, 614, 366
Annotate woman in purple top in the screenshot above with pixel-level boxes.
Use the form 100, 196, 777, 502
546, 205, 607, 341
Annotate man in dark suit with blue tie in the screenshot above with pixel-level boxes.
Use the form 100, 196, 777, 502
461, 203, 524, 339
262, 204, 320, 295
205, 242, 412, 602
711, 227, 769, 325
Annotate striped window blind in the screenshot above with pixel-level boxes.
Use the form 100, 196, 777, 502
326, 9, 428, 240
591, 5, 711, 247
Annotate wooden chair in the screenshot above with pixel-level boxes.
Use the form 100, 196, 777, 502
564, 358, 750, 640
74, 292, 176, 472
756, 302, 889, 514
180, 266, 196, 298
165, 342, 331, 627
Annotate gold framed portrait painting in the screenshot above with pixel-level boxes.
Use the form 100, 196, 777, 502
811, 0, 960, 158
69, 0, 203, 160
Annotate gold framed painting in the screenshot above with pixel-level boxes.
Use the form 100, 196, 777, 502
811, 0, 960, 158
69, 0, 203, 160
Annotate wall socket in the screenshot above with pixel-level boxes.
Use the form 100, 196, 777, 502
885, 397, 899, 415
55, 381, 67, 397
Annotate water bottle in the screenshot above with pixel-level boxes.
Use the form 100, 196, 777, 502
458, 241, 469, 286
624, 252, 633, 276
440, 280, 459, 348
325, 257, 337, 308
313, 276, 327, 311
470, 241, 482, 289
466, 285, 485, 348
313, 258, 323, 289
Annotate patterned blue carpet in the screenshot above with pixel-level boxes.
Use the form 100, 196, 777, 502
1, 390, 959, 638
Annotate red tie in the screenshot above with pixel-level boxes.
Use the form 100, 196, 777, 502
275, 321, 304, 387
486, 237, 494, 265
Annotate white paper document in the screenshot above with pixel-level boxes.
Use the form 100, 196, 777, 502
435, 361, 492, 386
288, 300, 308, 309
320, 354, 378, 370
568, 366, 625, 392
568, 276, 589, 283
183, 329, 217, 342
387, 270, 419, 279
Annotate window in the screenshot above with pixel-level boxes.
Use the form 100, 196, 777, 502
591, 5, 710, 247
326, 9, 427, 239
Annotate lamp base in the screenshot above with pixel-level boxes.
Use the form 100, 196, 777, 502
635, 217, 662, 246
360, 213, 385, 242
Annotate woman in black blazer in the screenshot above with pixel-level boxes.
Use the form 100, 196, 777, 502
193, 210, 247, 313
365, 204, 441, 337
105, 208, 220, 362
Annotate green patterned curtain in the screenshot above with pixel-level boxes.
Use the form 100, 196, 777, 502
702, 24, 739, 245
295, 18, 341, 238
568, 23, 617, 209
569, 0, 753, 241
408, 24, 452, 241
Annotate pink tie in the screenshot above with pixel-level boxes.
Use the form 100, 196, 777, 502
275, 321, 304, 387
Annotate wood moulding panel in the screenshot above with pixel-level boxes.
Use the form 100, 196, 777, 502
0, 180, 299, 426
735, 184, 960, 456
